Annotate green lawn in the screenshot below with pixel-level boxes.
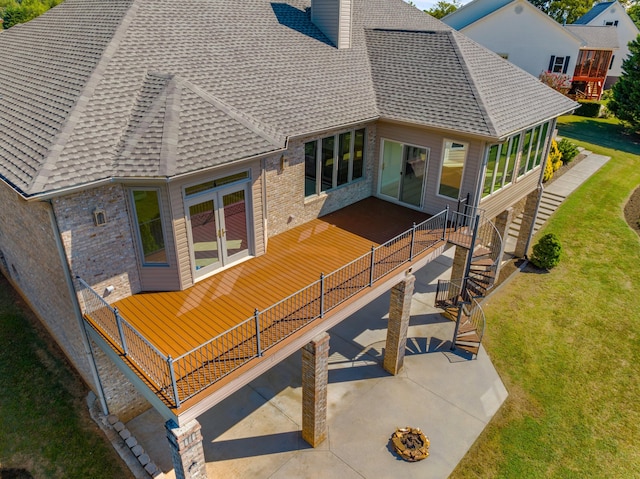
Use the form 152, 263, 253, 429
0, 278, 133, 479
451, 116, 640, 478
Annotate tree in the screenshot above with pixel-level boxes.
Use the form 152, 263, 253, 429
628, 3, 640, 29
530, 0, 594, 24
425, 0, 461, 19
1, 0, 62, 29
609, 35, 640, 133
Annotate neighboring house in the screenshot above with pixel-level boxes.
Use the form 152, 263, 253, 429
0, 0, 576, 476
443, 0, 620, 99
572, 1, 640, 88
443, 0, 582, 78
565, 24, 619, 98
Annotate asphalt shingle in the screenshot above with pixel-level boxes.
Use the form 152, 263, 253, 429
0, 0, 577, 198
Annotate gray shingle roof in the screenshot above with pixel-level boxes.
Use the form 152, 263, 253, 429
367, 29, 577, 138
573, 2, 614, 25
0, 0, 576, 198
564, 25, 619, 49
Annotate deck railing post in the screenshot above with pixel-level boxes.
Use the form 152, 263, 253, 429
320, 273, 325, 318
114, 308, 128, 356
167, 356, 181, 409
254, 308, 262, 357
444, 205, 449, 241
369, 245, 375, 286
409, 222, 416, 260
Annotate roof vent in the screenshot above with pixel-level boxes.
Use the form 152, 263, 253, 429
311, 0, 353, 49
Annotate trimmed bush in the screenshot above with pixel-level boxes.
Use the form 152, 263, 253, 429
543, 140, 562, 182
530, 233, 562, 270
575, 100, 602, 118
557, 138, 579, 164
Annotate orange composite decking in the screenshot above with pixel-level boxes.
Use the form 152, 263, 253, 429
112, 198, 432, 359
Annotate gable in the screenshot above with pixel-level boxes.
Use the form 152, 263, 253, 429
443, 0, 516, 29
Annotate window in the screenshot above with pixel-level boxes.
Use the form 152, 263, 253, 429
482, 135, 519, 197
482, 122, 551, 198
605, 20, 618, 26
132, 189, 167, 265
438, 140, 467, 199
305, 128, 365, 197
549, 55, 570, 74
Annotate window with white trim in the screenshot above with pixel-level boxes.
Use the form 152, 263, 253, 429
131, 189, 168, 265
304, 129, 365, 197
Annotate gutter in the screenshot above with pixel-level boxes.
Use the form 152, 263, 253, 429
46, 199, 109, 415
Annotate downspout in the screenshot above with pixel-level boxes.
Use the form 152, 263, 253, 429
523, 118, 558, 259
46, 199, 109, 415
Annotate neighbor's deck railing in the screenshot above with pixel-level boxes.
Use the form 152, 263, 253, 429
78, 209, 449, 408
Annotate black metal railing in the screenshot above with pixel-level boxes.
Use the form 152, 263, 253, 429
78, 209, 449, 408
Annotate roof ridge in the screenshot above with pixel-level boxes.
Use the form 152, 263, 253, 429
448, 31, 498, 138
179, 79, 286, 149
27, 0, 141, 196
114, 72, 175, 176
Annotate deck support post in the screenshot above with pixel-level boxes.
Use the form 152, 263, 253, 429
492, 207, 513, 282
166, 418, 207, 479
383, 272, 415, 375
301, 332, 330, 447
451, 245, 468, 284
515, 188, 541, 257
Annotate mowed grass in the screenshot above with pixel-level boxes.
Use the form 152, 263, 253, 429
0, 278, 133, 479
451, 116, 640, 478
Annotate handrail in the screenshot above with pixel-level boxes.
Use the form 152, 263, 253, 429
77, 277, 179, 406
78, 209, 449, 408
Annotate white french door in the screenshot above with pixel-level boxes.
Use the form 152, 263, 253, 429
186, 183, 250, 279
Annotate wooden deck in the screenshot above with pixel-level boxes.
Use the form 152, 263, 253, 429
112, 198, 432, 358
82, 197, 451, 415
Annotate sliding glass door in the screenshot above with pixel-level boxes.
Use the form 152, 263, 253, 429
379, 140, 428, 208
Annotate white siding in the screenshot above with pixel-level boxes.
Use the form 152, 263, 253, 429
460, 0, 581, 78
311, 0, 352, 49
583, 2, 640, 78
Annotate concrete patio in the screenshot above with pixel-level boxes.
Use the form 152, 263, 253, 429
127, 247, 508, 479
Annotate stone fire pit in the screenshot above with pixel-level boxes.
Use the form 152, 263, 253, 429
391, 427, 430, 462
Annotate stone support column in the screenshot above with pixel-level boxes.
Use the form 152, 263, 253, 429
451, 246, 468, 282
492, 207, 514, 283
301, 332, 330, 447
515, 189, 541, 258
166, 419, 207, 479
383, 273, 415, 375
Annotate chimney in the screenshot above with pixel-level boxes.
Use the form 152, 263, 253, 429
311, 0, 353, 49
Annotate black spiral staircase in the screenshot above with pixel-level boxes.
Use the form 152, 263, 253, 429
435, 200, 503, 358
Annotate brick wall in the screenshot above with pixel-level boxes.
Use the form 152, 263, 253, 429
0, 181, 93, 383
54, 184, 141, 301
265, 122, 377, 236
53, 184, 151, 419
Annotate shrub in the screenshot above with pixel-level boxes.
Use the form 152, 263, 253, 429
543, 140, 562, 182
539, 71, 572, 95
575, 100, 602, 118
557, 138, 579, 164
530, 233, 562, 270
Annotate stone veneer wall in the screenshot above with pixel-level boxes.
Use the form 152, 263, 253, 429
265, 123, 377, 236
53, 183, 151, 421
